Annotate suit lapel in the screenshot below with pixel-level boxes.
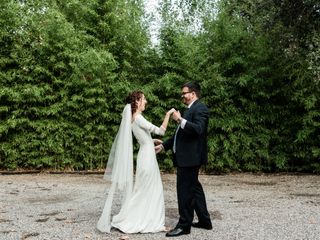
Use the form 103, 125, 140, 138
182, 108, 190, 118
183, 100, 199, 119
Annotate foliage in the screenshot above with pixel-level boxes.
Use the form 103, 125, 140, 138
0, 0, 319, 173
200, 0, 320, 172
0, 0, 143, 170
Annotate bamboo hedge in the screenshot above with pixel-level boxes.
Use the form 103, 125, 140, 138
0, 0, 319, 173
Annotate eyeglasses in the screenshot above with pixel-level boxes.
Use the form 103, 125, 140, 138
181, 91, 192, 96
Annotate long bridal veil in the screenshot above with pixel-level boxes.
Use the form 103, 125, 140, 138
97, 104, 133, 233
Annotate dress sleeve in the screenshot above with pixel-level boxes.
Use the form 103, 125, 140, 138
135, 115, 165, 136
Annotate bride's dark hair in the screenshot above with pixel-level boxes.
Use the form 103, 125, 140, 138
125, 91, 144, 114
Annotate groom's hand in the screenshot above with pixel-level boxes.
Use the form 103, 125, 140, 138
153, 139, 163, 145
172, 110, 182, 122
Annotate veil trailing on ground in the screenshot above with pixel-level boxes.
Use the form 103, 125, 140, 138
97, 104, 133, 233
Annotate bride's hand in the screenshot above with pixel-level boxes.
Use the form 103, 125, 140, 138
167, 108, 176, 115
155, 144, 164, 154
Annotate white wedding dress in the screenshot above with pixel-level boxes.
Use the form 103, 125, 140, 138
97, 113, 166, 233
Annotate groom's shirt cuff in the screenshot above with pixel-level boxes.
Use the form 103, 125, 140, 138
180, 119, 187, 129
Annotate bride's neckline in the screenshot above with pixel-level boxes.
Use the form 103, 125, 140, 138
132, 113, 142, 123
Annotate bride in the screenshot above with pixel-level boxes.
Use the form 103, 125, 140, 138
97, 90, 175, 234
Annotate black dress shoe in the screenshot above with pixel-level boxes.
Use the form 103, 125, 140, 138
165, 227, 190, 237
191, 221, 212, 230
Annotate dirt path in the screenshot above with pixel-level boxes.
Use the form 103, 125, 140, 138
0, 173, 319, 240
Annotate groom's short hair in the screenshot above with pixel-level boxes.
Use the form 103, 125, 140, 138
182, 82, 201, 98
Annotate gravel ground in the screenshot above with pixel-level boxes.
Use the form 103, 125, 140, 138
0, 173, 319, 240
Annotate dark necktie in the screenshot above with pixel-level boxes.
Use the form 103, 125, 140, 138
173, 108, 189, 153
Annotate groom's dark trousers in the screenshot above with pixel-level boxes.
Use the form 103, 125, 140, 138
176, 166, 211, 231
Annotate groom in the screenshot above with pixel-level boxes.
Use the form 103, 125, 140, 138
155, 82, 212, 237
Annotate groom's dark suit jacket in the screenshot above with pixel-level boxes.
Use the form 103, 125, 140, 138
163, 100, 209, 167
